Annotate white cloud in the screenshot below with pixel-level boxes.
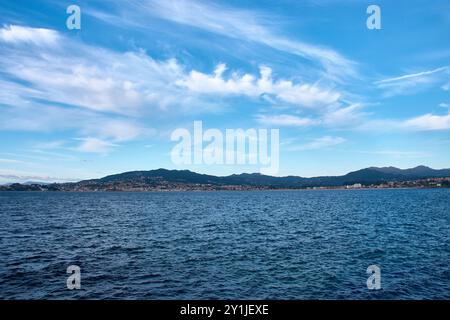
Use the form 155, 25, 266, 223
0, 158, 24, 164
286, 136, 346, 151
256, 114, 319, 127
29, 149, 79, 161
75, 138, 119, 153
86, 120, 151, 142
177, 64, 340, 108
403, 113, 450, 131
0, 25, 59, 46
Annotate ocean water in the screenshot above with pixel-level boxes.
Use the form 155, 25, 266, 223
0, 189, 449, 300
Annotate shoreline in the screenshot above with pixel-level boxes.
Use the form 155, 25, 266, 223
1, 186, 448, 193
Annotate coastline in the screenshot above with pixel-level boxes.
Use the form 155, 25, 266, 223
1, 186, 448, 192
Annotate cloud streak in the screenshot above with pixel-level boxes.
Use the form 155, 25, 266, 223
375, 66, 450, 96
256, 114, 319, 127
285, 136, 346, 151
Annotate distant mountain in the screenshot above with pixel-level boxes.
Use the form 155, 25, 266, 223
72, 166, 450, 189
93, 169, 221, 185
1, 166, 449, 191
368, 165, 450, 177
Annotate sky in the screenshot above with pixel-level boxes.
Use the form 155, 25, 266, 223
0, 0, 449, 183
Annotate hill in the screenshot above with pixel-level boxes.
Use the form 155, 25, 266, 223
2, 166, 449, 191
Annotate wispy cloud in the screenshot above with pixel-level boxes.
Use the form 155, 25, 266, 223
75, 138, 119, 154
359, 150, 432, 159
0, 29, 186, 115
256, 114, 319, 127
256, 102, 368, 129
33, 140, 67, 150
0, 25, 188, 152
323, 103, 367, 126
0, 24, 354, 150
87, 0, 357, 81
402, 112, 450, 131
375, 66, 450, 96
356, 111, 450, 132
0, 158, 25, 164
0, 100, 152, 152
285, 136, 346, 151
376, 67, 448, 84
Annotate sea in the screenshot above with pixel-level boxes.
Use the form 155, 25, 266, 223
0, 189, 449, 299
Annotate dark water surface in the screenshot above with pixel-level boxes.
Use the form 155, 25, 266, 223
0, 189, 449, 299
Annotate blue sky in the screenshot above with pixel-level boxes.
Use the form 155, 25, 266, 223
0, 0, 449, 182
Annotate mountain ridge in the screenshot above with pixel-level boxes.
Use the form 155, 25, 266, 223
2, 166, 450, 191
68, 165, 450, 189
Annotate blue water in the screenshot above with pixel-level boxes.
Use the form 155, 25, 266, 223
0, 189, 449, 299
